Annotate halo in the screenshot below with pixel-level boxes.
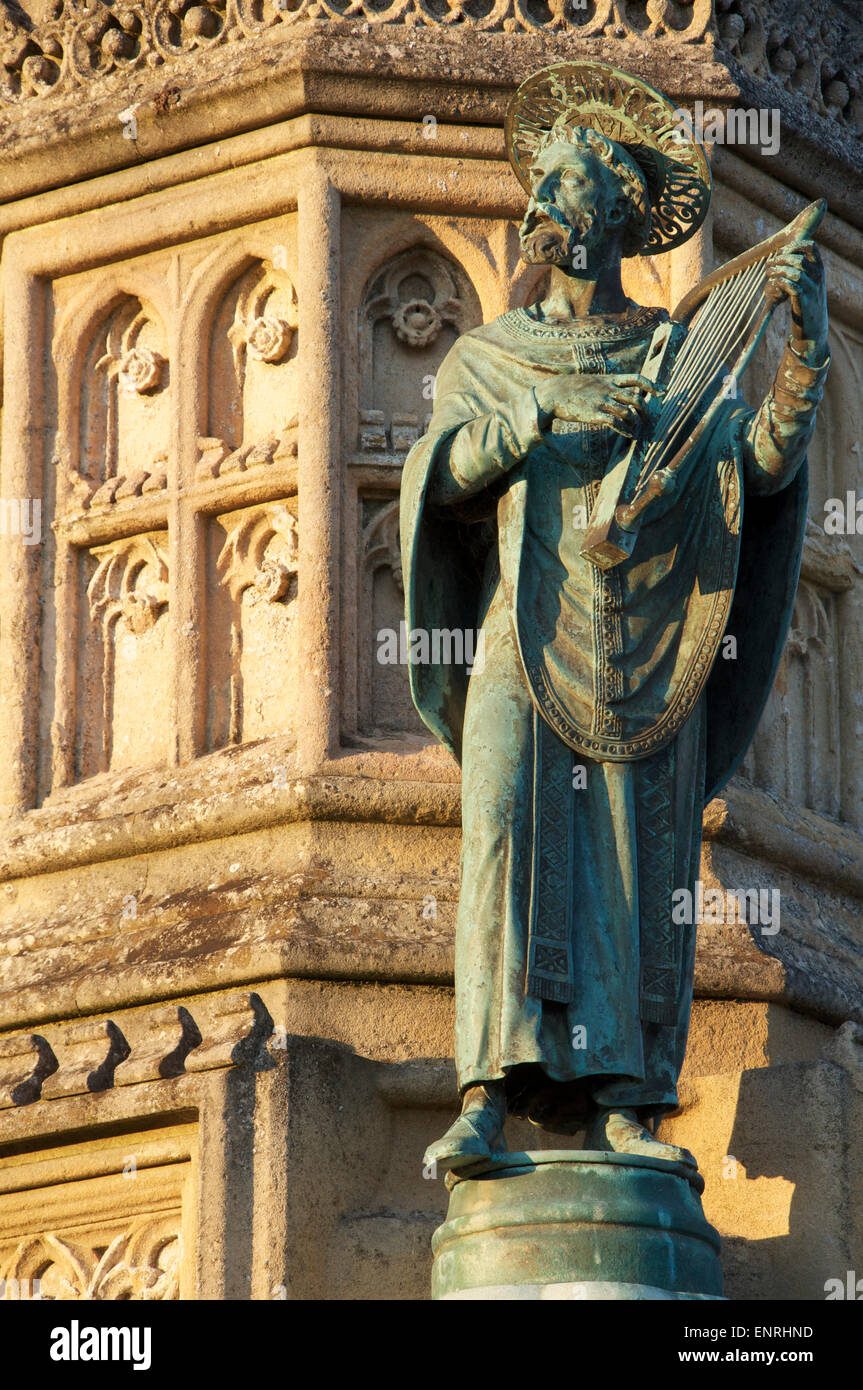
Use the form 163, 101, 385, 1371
505, 61, 712, 256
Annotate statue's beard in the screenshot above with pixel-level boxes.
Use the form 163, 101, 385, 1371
519, 202, 597, 267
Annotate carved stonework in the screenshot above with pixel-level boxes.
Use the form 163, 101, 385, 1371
210, 502, 299, 745
225, 261, 297, 367
0, 993, 275, 1113
215, 501, 298, 604
366, 249, 461, 354
115, 345, 165, 394
715, 0, 863, 135
789, 522, 856, 675
746, 518, 857, 819
0, 0, 860, 158
210, 259, 298, 456
195, 422, 298, 480
3, 1, 862, 146
359, 247, 471, 451
357, 497, 425, 737
392, 298, 445, 349
245, 315, 292, 363
788, 518, 857, 657
81, 532, 171, 774
87, 533, 169, 635
363, 497, 402, 596
0, 0, 716, 114
1, 1217, 181, 1301
72, 301, 170, 509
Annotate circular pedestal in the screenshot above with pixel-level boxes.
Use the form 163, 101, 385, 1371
431, 1150, 724, 1301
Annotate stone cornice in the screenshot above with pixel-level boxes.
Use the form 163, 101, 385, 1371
0, 4, 859, 215
1, 751, 861, 903
0, 1, 859, 135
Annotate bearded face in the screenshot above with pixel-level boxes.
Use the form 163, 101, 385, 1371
519, 143, 629, 269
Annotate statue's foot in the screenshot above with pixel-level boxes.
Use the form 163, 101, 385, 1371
586, 1107, 698, 1170
424, 1081, 507, 1173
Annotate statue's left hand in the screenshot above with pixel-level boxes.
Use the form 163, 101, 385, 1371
765, 237, 828, 358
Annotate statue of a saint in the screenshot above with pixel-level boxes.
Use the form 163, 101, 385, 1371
400, 63, 830, 1174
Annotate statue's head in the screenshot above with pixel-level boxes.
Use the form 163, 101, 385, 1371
506, 63, 712, 263
519, 126, 651, 269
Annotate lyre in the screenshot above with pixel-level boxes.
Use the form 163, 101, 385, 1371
580, 199, 827, 571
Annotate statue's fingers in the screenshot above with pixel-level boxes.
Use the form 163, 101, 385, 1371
611, 374, 661, 395
596, 404, 637, 436
783, 237, 818, 262
610, 391, 650, 421
612, 383, 654, 406
597, 402, 630, 421
766, 273, 796, 301
769, 256, 805, 278
604, 394, 644, 419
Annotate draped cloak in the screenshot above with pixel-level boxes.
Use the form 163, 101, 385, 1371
400, 306, 808, 1115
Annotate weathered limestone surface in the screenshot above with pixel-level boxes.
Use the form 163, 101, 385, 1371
0, 0, 861, 1300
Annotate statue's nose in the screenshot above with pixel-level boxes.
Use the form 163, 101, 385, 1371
525, 193, 552, 221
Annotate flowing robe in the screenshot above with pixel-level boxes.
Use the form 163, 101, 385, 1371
400, 303, 820, 1122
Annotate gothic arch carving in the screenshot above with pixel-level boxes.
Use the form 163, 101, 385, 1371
357, 243, 478, 455
207, 501, 299, 748
80, 531, 172, 777
59, 294, 170, 511
200, 255, 299, 478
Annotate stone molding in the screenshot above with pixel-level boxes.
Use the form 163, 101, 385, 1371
0, 0, 712, 116
0, 2, 860, 142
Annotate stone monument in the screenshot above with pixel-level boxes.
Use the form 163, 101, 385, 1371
401, 61, 830, 1300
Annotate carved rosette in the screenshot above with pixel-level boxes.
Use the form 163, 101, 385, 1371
117, 346, 165, 394
391, 299, 443, 349
365, 247, 463, 354
245, 316, 293, 363
225, 267, 298, 382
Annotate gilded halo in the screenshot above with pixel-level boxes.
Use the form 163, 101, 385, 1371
505, 61, 712, 257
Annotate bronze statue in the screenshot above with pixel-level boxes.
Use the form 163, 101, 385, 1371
400, 63, 830, 1175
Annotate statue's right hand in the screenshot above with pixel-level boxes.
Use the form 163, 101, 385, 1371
535, 373, 660, 438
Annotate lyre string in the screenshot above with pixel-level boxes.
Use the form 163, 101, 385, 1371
635, 281, 767, 491
656, 265, 766, 446
651, 263, 762, 437
632, 259, 768, 492
639, 272, 747, 454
